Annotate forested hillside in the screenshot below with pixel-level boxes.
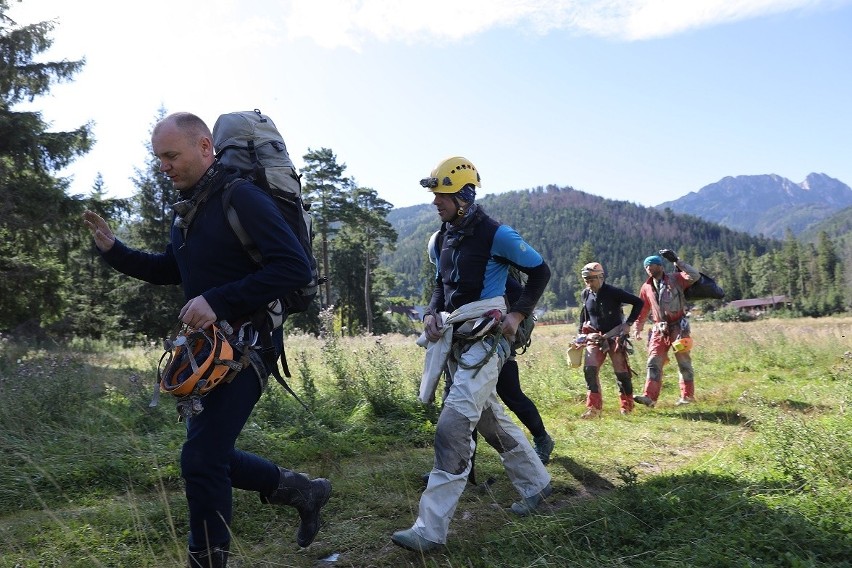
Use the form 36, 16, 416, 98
384, 185, 780, 307
800, 205, 852, 300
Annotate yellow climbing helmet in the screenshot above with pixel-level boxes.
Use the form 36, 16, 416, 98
419, 156, 481, 194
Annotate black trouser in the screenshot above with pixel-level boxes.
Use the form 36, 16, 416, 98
496, 358, 546, 438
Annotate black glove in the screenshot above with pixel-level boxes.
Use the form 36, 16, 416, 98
659, 249, 679, 263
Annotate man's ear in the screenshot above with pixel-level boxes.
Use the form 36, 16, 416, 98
200, 136, 213, 156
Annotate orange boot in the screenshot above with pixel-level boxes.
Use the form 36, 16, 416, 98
677, 381, 695, 405
619, 394, 635, 414
581, 392, 603, 418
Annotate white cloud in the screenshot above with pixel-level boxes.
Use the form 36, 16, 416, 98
620, 0, 837, 39
10, 0, 845, 52
279, 0, 847, 48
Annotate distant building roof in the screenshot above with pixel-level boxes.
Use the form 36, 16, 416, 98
385, 305, 423, 321
727, 295, 787, 309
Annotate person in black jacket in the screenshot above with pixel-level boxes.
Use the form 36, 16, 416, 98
501, 276, 554, 462
576, 262, 643, 417
83, 112, 331, 568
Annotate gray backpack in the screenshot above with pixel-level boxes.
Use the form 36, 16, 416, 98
212, 110, 323, 399
212, 109, 321, 323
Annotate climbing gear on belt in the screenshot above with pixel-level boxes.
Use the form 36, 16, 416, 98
451, 309, 504, 376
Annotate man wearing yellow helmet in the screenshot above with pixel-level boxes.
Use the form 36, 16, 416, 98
392, 157, 553, 553
577, 261, 643, 417
424, 230, 556, 469
633, 250, 701, 407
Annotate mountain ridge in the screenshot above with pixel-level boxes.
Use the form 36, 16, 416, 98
382, 173, 851, 311
383, 185, 778, 306
656, 173, 852, 238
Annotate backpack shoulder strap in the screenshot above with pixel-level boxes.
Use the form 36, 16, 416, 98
434, 227, 445, 257
222, 179, 262, 265
220, 179, 309, 411
579, 287, 591, 324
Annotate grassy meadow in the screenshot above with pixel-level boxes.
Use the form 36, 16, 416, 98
0, 316, 850, 567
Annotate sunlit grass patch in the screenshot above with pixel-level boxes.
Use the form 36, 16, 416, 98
0, 316, 849, 566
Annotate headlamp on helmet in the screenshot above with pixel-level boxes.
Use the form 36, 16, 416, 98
420, 156, 481, 194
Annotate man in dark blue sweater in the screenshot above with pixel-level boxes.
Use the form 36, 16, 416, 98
83, 112, 330, 568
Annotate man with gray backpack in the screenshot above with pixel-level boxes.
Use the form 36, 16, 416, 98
84, 111, 330, 568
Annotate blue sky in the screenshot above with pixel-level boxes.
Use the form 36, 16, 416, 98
9, 0, 852, 209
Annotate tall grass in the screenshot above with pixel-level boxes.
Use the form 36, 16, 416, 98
0, 317, 850, 567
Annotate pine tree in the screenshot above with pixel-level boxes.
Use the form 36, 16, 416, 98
815, 232, 845, 314
337, 185, 397, 334
781, 229, 802, 301
0, 4, 93, 332
301, 147, 351, 310
64, 174, 130, 338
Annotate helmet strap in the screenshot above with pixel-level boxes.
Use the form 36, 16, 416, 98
451, 195, 468, 217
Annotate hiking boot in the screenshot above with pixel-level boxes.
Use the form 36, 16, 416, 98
633, 395, 656, 408
187, 546, 228, 568
676, 396, 696, 405
295, 478, 332, 547
510, 482, 553, 516
260, 468, 332, 547
391, 528, 442, 552
533, 433, 555, 465
580, 408, 602, 419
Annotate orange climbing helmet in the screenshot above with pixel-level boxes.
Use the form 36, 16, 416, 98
158, 324, 243, 399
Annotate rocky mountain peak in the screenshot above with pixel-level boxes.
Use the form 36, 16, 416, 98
657, 173, 852, 238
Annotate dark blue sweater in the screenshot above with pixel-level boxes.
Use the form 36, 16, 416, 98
101, 167, 311, 324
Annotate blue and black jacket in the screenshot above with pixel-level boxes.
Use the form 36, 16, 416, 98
427, 205, 550, 317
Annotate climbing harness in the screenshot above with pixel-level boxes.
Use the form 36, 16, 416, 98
450, 309, 505, 377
